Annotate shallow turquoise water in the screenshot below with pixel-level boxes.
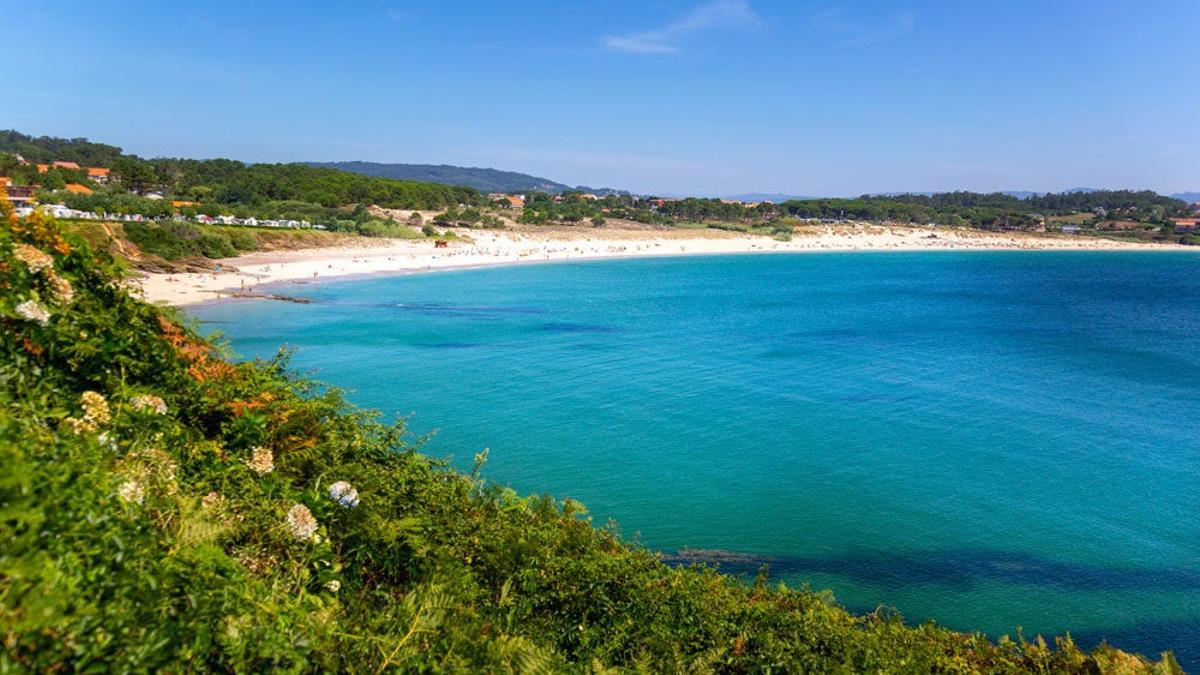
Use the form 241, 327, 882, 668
193, 251, 1200, 664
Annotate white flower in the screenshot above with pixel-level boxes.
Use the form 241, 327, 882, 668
81, 391, 111, 426
15, 299, 50, 325
46, 272, 74, 304
324, 580, 341, 592
118, 479, 144, 505
328, 481, 360, 508
97, 432, 119, 451
13, 244, 53, 273
286, 503, 318, 541
65, 391, 111, 434
201, 491, 223, 510
130, 394, 168, 415
246, 447, 274, 475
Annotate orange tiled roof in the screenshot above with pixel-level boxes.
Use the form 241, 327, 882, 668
87, 167, 110, 177
64, 183, 93, 194
36, 164, 50, 173
54, 161, 81, 170
171, 200, 198, 208
0, 177, 11, 187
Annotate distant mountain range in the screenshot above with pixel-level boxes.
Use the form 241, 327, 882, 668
1171, 192, 1200, 202
307, 161, 623, 196
722, 192, 818, 203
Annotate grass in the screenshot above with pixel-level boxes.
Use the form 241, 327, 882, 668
1047, 213, 1096, 224
59, 221, 363, 271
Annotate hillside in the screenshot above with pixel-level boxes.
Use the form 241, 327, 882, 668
309, 160, 573, 194
0, 196, 1185, 672
0, 131, 485, 225
0, 129, 124, 166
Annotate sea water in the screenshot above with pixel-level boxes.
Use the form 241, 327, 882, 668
193, 251, 1200, 664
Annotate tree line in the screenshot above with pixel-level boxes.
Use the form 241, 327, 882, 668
0, 131, 485, 216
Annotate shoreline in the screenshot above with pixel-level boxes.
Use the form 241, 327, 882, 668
133, 225, 1194, 306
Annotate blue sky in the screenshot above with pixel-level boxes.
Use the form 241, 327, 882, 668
6, 1, 1198, 196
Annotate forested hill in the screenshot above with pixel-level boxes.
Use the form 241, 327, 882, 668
309, 161, 572, 194
0, 130, 484, 215
0, 130, 123, 167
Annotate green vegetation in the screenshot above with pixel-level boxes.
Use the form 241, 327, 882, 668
150, 160, 482, 211
0, 199, 1184, 672
0, 130, 123, 166
59, 221, 359, 271
520, 193, 663, 226
353, 219, 424, 239
508, 190, 1191, 242
434, 206, 506, 229
310, 160, 577, 194
123, 221, 238, 260
770, 190, 1186, 231
0, 131, 485, 224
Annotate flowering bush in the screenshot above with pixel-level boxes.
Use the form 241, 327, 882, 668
117, 478, 145, 505
130, 393, 168, 415
14, 298, 50, 325
246, 446, 275, 475
0, 197, 1179, 673
13, 243, 53, 272
286, 503, 319, 541
328, 480, 359, 508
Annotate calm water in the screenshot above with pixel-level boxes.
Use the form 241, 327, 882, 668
194, 252, 1200, 664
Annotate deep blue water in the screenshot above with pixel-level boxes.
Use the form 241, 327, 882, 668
193, 252, 1200, 665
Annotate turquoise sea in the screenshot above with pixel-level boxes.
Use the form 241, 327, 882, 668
193, 251, 1200, 665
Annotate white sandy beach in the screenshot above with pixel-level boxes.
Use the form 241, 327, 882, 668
133, 224, 1178, 306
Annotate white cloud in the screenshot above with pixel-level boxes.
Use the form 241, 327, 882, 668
603, 0, 760, 54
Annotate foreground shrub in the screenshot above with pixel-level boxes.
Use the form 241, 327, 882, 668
227, 229, 259, 251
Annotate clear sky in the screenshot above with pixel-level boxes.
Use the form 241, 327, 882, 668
7, 1, 1198, 196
